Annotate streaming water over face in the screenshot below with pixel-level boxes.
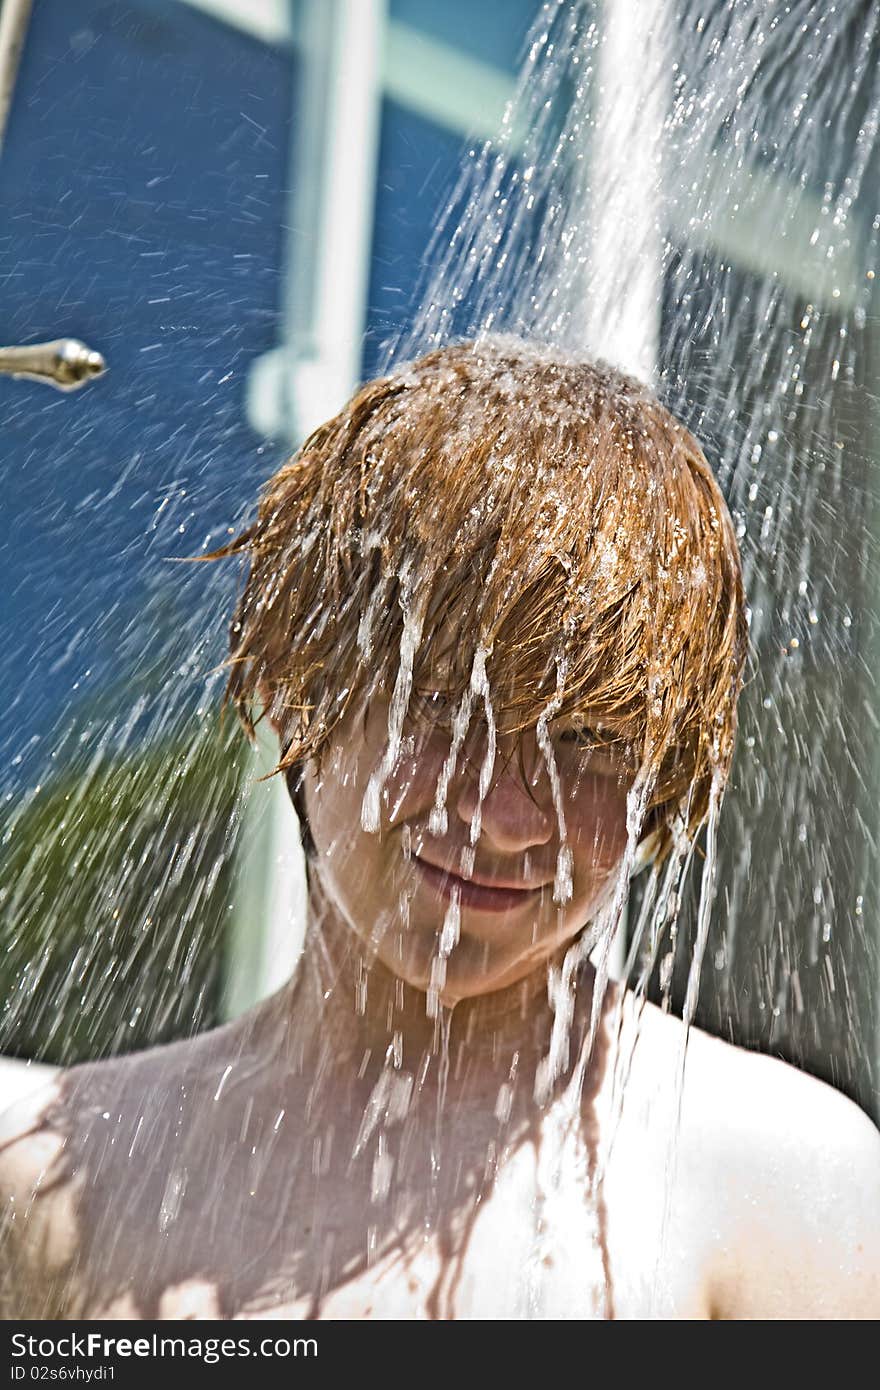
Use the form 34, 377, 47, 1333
384, 0, 880, 1109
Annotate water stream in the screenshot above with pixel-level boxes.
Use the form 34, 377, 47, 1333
1, 0, 878, 1320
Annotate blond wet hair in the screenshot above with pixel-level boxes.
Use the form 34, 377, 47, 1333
218, 337, 748, 862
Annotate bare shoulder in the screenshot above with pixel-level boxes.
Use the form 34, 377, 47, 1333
681, 1017, 878, 1152
642, 1005, 880, 1318
0, 1023, 249, 1318
606, 996, 879, 1318
0, 1074, 74, 1317
616, 994, 878, 1161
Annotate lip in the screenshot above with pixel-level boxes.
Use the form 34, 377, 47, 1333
412, 855, 546, 913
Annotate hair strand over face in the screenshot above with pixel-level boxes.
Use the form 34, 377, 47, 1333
212, 336, 748, 864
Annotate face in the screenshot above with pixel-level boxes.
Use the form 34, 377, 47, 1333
301, 689, 634, 1005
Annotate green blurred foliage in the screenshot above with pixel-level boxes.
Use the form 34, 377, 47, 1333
0, 716, 247, 1065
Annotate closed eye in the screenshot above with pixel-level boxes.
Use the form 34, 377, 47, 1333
551, 721, 636, 775
408, 690, 457, 727
555, 724, 606, 747
413, 690, 453, 709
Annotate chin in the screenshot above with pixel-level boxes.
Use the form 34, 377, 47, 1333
387, 937, 541, 1004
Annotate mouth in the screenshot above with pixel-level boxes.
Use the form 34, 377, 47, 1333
412, 855, 546, 913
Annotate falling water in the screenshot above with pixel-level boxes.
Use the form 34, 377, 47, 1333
383, 0, 880, 1111
1, 0, 879, 1323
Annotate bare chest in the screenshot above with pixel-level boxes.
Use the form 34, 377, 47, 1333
49, 1020, 713, 1320
241, 1106, 615, 1320
77, 1105, 618, 1320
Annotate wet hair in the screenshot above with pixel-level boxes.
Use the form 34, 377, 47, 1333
217, 336, 748, 864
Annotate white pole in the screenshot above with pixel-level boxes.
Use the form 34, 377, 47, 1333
586, 0, 668, 388
588, 0, 670, 977
224, 0, 387, 1016
0, 0, 32, 153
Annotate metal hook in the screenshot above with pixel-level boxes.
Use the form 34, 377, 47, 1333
0, 338, 106, 391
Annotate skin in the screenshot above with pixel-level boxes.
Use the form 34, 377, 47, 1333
302, 693, 633, 1009
0, 693, 878, 1319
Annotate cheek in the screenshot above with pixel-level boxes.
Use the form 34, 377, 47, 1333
303, 734, 381, 868
562, 775, 630, 865
305, 716, 450, 860
381, 728, 452, 819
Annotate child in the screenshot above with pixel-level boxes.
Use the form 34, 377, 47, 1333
1, 338, 877, 1319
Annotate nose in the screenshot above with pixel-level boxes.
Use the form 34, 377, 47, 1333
453, 740, 555, 852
